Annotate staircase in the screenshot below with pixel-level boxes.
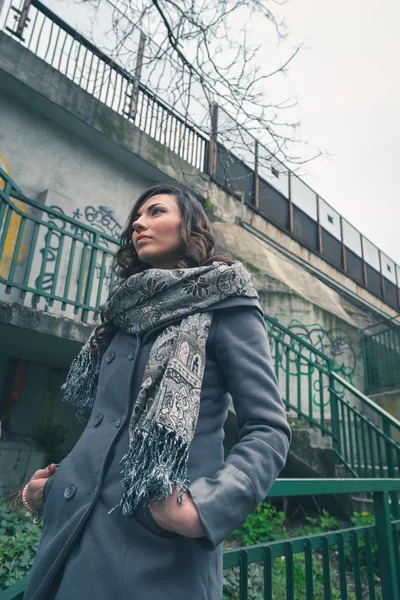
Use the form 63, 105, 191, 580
264, 313, 400, 515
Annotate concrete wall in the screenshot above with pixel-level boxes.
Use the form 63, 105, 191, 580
0, 90, 154, 323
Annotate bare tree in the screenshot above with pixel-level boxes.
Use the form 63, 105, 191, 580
82, 0, 320, 169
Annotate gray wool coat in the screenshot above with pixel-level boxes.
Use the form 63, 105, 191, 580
23, 296, 291, 600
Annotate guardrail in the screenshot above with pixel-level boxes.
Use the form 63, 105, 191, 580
223, 478, 400, 600
265, 314, 400, 487
0, 167, 119, 322
212, 106, 400, 312
361, 315, 400, 393
1, 479, 399, 600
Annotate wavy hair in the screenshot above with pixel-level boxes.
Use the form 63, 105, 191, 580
90, 183, 232, 350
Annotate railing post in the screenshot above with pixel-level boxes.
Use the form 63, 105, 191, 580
208, 101, 218, 178
374, 490, 399, 600
254, 140, 259, 210
6, 0, 31, 40
316, 195, 323, 255
383, 419, 400, 519
127, 31, 146, 122
329, 369, 341, 455
360, 329, 369, 394
288, 171, 294, 234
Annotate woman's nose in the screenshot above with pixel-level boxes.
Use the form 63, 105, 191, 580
132, 218, 147, 232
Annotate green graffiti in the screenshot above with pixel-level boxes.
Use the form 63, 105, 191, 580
266, 314, 357, 407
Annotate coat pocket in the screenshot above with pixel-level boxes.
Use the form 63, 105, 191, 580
134, 504, 179, 538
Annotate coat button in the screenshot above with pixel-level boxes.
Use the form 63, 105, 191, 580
94, 413, 104, 427
105, 350, 116, 363
115, 414, 125, 428
128, 351, 135, 361
64, 484, 77, 500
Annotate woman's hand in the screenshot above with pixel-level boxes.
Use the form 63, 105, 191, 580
24, 464, 57, 513
149, 486, 205, 538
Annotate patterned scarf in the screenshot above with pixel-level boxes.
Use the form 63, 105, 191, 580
61, 261, 258, 515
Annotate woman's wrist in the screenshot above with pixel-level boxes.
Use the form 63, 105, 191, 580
22, 484, 43, 524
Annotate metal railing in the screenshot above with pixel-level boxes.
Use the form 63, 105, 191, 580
265, 314, 400, 486
211, 105, 400, 311
1, 479, 400, 600
0, 0, 208, 172
223, 478, 400, 600
0, 167, 119, 322
361, 315, 400, 393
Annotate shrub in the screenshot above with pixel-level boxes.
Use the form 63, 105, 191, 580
0, 500, 41, 590
226, 501, 287, 548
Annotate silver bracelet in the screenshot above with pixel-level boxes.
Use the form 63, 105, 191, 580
22, 484, 43, 525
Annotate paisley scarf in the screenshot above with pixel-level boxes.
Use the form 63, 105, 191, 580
61, 261, 258, 515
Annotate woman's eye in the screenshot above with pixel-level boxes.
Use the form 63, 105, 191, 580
152, 207, 164, 215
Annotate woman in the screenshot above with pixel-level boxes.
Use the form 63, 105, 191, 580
22, 183, 291, 600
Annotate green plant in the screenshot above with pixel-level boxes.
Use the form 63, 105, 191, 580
294, 509, 341, 537
226, 501, 287, 548
33, 424, 69, 465
346, 511, 379, 573
203, 198, 213, 213
0, 502, 41, 590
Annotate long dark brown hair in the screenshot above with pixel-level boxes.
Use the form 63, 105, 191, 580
91, 183, 232, 349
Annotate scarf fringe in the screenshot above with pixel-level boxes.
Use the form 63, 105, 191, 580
60, 341, 102, 423
109, 422, 190, 515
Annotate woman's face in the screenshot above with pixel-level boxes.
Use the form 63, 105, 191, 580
131, 193, 183, 269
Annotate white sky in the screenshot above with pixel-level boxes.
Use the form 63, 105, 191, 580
32, 0, 400, 267
270, 0, 400, 265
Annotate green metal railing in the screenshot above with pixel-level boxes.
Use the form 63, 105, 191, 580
0, 167, 119, 322
265, 315, 400, 487
2, 479, 400, 600
223, 478, 400, 600
361, 316, 400, 393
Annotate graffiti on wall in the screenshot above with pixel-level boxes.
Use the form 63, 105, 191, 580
266, 313, 358, 407
0, 154, 29, 278
32, 203, 122, 311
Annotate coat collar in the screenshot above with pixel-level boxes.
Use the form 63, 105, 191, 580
141, 296, 262, 344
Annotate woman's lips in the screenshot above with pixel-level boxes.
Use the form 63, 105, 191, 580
136, 236, 152, 245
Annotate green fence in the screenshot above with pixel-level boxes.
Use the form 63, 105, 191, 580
1, 479, 400, 600
223, 478, 400, 600
0, 167, 119, 322
361, 317, 400, 393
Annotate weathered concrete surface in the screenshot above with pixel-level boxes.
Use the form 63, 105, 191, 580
215, 222, 361, 327
284, 428, 337, 478
210, 183, 399, 321
0, 301, 91, 368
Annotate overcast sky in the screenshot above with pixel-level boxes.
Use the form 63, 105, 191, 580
270, 0, 400, 266
37, 0, 400, 267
